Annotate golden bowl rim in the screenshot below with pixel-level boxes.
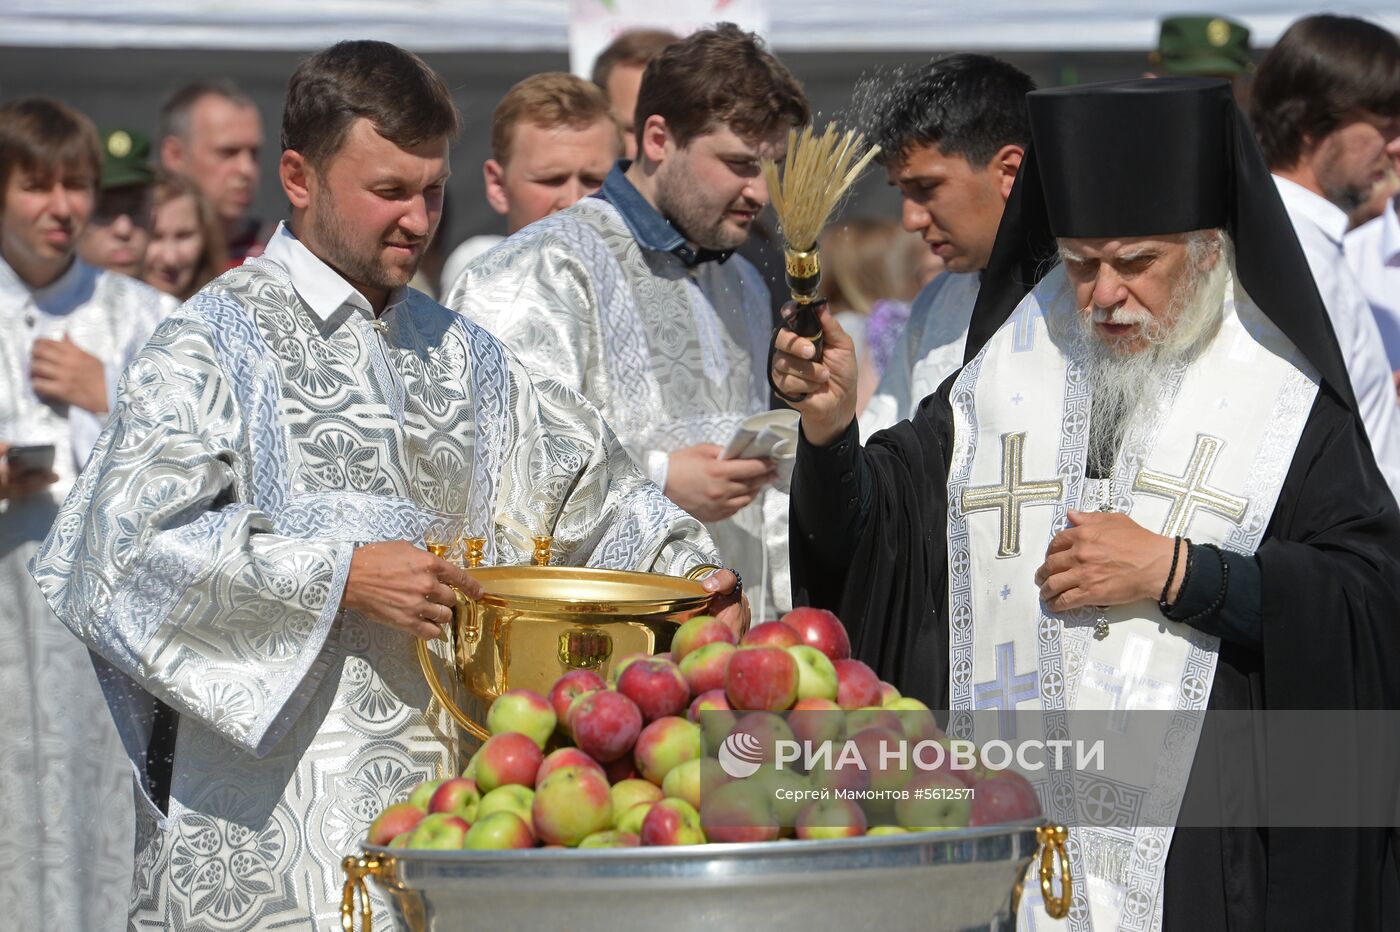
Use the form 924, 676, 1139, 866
463, 565, 710, 615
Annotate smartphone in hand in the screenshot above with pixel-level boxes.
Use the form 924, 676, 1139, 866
4, 444, 56, 475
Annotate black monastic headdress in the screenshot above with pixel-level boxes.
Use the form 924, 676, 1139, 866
964, 77, 1356, 410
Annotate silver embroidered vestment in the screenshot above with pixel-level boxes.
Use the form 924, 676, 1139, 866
446, 198, 782, 615
0, 256, 176, 932
29, 252, 718, 930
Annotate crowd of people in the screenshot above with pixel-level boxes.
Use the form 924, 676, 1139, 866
1, 10, 1398, 932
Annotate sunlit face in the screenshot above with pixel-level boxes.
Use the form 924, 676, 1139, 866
485, 118, 620, 234
168, 95, 263, 227
144, 193, 204, 297
604, 63, 646, 160
289, 118, 449, 308
652, 122, 786, 252
1312, 111, 1400, 213
78, 185, 153, 278
1059, 234, 1198, 355
1, 165, 95, 286
888, 142, 1014, 274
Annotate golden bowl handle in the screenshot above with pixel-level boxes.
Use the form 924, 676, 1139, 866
416, 590, 491, 743
1035, 824, 1073, 919
341, 853, 391, 932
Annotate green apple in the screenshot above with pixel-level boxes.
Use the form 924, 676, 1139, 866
407, 778, 444, 811
785, 645, 839, 702
578, 829, 640, 848
486, 688, 557, 748
477, 784, 535, 831
463, 811, 534, 850
615, 800, 655, 836
611, 778, 663, 821
532, 765, 613, 846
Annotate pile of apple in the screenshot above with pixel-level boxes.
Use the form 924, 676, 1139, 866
366, 608, 1040, 851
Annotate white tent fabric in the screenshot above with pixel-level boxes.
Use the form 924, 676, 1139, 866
2, 1, 1396, 51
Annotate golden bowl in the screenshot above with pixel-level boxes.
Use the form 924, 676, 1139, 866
417, 565, 711, 741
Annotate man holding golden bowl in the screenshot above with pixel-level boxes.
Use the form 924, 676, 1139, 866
29, 41, 741, 931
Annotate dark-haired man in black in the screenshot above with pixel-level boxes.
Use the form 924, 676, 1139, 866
860, 54, 1034, 437
777, 77, 1400, 928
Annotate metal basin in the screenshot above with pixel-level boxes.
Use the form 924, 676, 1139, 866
344, 820, 1045, 932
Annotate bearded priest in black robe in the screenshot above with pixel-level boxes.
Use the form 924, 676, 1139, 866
778, 78, 1400, 930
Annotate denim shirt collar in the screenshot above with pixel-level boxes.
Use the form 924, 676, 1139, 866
596, 160, 732, 268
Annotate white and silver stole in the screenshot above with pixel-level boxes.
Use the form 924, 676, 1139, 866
946, 264, 1317, 931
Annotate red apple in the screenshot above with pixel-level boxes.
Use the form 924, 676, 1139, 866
670, 614, 736, 662
796, 798, 866, 839
570, 690, 643, 763
463, 811, 534, 849
548, 669, 607, 734
607, 652, 649, 686
741, 620, 801, 649
679, 642, 736, 696
474, 732, 545, 793
878, 682, 902, 706
536, 747, 606, 787
367, 802, 424, 846
640, 797, 706, 846
729, 712, 798, 766
788, 696, 844, 747
688, 688, 732, 721
617, 658, 690, 723
533, 765, 614, 846
833, 658, 882, 709
428, 777, 481, 822
486, 688, 556, 748
781, 607, 851, 661
969, 770, 1041, 826
603, 755, 640, 784
849, 726, 910, 802
633, 716, 703, 786
408, 812, 471, 848
843, 708, 903, 739
700, 779, 781, 843
689, 689, 738, 755
725, 646, 799, 711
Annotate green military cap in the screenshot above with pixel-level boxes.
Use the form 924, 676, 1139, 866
98, 128, 156, 189
1151, 15, 1252, 77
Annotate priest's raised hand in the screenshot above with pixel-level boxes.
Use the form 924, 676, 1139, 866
769, 302, 859, 446
1033, 509, 1186, 612
340, 541, 485, 641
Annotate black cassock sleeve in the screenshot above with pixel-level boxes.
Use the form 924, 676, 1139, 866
789, 382, 957, 706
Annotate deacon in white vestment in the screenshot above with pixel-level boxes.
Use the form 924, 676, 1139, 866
0, 96, 177, 932
29, 42, 736, 930
448, 25, 810, 619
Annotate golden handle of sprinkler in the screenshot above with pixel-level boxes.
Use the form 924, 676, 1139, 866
1035, 824, 1073, 919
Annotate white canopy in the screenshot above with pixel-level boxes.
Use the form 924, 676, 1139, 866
2, 1, 1394, 51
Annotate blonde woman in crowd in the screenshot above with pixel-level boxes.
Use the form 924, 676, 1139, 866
143, 170, 225, 301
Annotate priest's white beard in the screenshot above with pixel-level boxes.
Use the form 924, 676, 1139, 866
1069, 235, 1230, 474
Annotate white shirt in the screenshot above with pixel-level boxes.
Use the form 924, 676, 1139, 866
1274, 175, 1400, 500
1345, 196, 1400, 370
261, 221, 409, 323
